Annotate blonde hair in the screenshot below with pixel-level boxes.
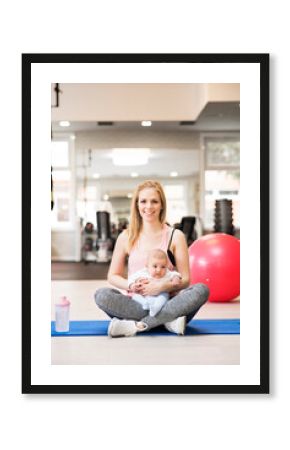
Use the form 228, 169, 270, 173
128, 180, 167, 251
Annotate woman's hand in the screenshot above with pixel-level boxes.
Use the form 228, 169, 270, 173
171, 276, 182, 287
139, 278, 166, 296
129, 277, 149, 293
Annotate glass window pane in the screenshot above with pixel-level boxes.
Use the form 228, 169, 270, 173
205, 139, 240, 167
57, 198, 70, 222
164, 185, 186, 225
164, 185, 184, 199
51, 169, 71, 226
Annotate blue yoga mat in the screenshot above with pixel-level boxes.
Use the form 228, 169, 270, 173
51, 319, 240, 336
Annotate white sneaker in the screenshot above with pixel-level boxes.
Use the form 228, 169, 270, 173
164, 316, 186, 335
108, 318, 139, 337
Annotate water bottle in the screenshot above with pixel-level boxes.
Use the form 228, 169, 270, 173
55, 296, 70, 332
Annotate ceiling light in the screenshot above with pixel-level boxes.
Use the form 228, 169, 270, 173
93, 173, 100, 179
141, 121, 152, 127
103, 194, 109, 200
112, 148, 150, 166
127, 193, 133, 198
170, 171, 178, 177
131, 172, 139, 178
59, 121, 71, 127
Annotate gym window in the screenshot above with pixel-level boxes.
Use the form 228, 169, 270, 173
203, 136, 240, 230
51, 137, 75, 229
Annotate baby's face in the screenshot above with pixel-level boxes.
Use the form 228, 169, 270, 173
147, 256, 167, 278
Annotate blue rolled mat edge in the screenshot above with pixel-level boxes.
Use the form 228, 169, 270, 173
51, 318, 240, 336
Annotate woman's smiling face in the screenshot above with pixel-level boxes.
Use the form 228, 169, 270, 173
137, 188, 162, 223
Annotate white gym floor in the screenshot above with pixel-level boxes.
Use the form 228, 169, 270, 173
51, 280, 240, 365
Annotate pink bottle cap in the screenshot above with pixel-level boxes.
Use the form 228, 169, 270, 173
57, 296, 70, 306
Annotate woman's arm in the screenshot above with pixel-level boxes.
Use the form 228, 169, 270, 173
170, 229, 190, 289
107, 230, 129, 290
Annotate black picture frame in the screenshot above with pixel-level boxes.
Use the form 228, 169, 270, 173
22, 53, 269, 394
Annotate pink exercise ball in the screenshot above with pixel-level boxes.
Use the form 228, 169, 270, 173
188, 233, 240, 302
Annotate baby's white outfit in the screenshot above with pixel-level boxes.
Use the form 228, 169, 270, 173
128, 268, 181, 317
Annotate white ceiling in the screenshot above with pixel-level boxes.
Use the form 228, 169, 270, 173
52, 101, 240, 180
52, 101, 240, 133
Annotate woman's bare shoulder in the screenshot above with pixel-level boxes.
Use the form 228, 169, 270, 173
172, 228, 186, 241
171, 228, 187, 252
118, 229, 129, 240
116, 229, 129, 252
116, 229, 129, 244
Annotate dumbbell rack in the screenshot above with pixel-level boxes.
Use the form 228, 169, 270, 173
214, 199, 235, 235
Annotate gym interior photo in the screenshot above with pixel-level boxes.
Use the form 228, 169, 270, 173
51, 83, 240, 365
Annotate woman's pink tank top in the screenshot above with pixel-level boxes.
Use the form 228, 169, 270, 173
128, 224, 174, 278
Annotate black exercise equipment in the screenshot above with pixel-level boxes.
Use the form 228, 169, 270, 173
214, 199, 235, 235
174, 216, 197, 246
96, 211, 112, 262
96, 211, 111, 240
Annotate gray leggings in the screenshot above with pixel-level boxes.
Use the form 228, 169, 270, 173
94, 283, 209, 330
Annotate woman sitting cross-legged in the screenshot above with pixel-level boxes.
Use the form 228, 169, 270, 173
94, 180, 209, 337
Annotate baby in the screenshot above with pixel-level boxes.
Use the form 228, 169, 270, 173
128, 248, 182, 317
